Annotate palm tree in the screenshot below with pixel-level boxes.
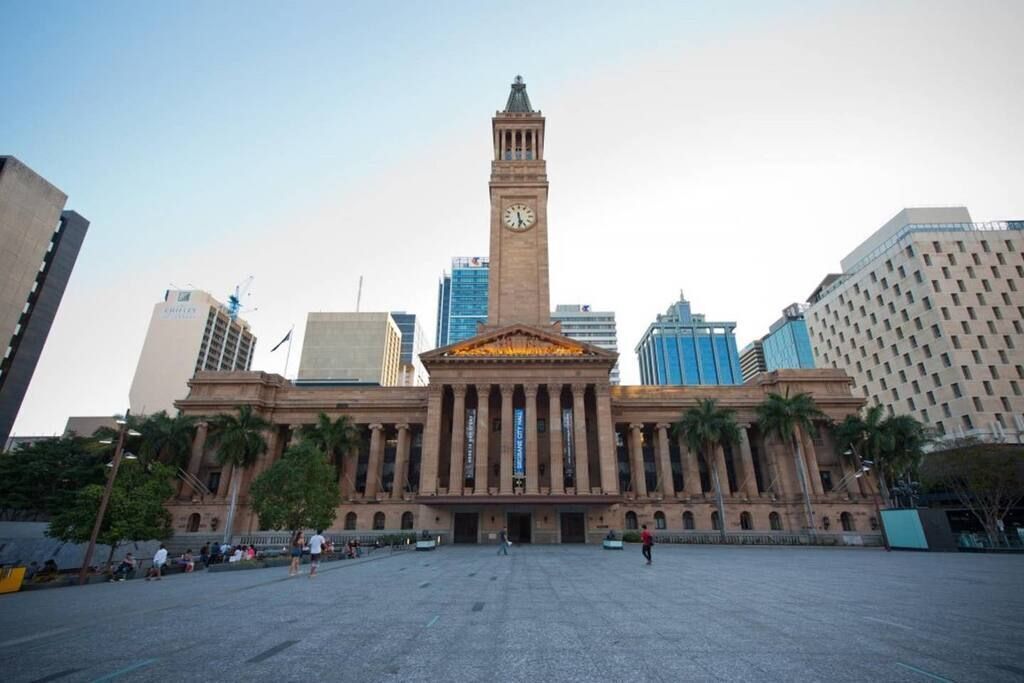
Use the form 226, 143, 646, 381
757, 391, 827, 536
674, 398, 740, 542
136, 411, 197, 469
300, 412, 360, 484
207, 405, 271, 543
835, 406, 928, 507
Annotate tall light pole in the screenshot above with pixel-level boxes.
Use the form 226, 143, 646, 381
844, 443, 890, 551
78, 412, 140, 586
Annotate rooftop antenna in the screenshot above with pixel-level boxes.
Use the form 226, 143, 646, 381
356, 275, 363, 312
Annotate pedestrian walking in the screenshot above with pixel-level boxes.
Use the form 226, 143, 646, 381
640, 524, 653, 565
497, 527, 510, 556
308, 530, 326, 578
146, 544, 168, 580
289, 530, 305, 576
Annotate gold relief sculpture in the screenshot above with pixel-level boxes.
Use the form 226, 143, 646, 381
451, 333, 584, 357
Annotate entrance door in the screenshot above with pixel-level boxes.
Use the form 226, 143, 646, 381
453, 513, 479, 543
507, 512, 532, 543
560, 513, 586, 543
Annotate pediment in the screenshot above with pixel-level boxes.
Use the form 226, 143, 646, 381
421, 324, 617, 363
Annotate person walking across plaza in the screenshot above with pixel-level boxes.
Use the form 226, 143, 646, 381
147, 544, 168, 580
308, 530, 326, 578
497, 527, 509, 556
640, 524, 653, 565
289, 530, 305, 577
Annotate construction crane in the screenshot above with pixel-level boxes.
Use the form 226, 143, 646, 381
226, 276, 256, 320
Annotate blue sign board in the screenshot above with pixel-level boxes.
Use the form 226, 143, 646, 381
513, 408, 526, 476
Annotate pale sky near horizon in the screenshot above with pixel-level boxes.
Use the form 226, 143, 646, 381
3, 0, 1022, 435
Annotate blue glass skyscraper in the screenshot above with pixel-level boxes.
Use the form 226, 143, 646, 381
762, 304, 815, 372
435, 256, 489, 346
636, 293, 742, 385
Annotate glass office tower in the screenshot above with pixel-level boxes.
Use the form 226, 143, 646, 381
762, 304, 815, 371
436, 257, 489, 346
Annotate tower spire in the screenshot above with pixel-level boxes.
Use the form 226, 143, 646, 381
503, 75, 534, 113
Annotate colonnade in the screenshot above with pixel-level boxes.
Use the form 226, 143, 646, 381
494, 126, 543, 161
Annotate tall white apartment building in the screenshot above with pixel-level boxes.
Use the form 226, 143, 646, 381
552, 304, 620, 384
806, 207, 1024, 443
129, 289, 256, 415
297, 312, 402, 386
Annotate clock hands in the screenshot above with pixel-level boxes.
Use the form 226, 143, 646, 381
517, 211, 524, 228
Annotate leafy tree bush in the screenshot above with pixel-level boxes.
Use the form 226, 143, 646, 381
0, 437, 105, 518
250, 442, 340, 533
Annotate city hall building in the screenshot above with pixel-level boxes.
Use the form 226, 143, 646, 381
173, 78, 879, 544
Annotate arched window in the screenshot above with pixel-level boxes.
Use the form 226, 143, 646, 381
186, 513, 200, 533
683, 511, 695, 530
344, 512, 357, 530
769, 512, 782, 531
711, 511, 721, 531
740, 511, 753, 530
654, 511, 666, 530
401, 511, 414, 530
373, 512, 386, 530
840, 512, 855, 532
625, 511, 638, 530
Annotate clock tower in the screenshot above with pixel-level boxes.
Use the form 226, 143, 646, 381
487, 76, 551, 329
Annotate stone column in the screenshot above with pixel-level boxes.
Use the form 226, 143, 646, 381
180, 420, 208, 497
628, 423, 647, 497
655, 423, 675, 498
364, 423, 385, 498
595, 385, 618, 494
500, 384, 514, 495
449, 384, 466, 494
738, 426, 759, 498
524, 384, 539, 494
548, 384, 564, 495
419, 385, 444, 495
340, 444, 359, 499
217, 463, 234, 499
714, 445, 730, 496
474, 385, 490, 495
765, 436, 788, 497
679, 434, 702, 495
800, 425, 825, 496
391, 423, 410, 499
572, 384, 590, 493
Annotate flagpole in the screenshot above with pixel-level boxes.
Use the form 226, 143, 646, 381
282, 325, 294, 379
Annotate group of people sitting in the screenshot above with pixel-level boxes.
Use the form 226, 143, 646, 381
206, 542, 256, 565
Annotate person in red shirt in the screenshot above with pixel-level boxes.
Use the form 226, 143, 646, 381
640, 524, 653, 565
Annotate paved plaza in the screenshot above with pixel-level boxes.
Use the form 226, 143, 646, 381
0, 545, 1021, 682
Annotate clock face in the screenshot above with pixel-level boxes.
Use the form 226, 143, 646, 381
502, 203, 536, 232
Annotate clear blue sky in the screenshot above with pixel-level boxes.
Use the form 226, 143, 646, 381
3, 1, 1022, 434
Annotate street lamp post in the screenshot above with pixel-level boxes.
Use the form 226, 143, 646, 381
78, 412, 139, 586
844, 443, 890, 552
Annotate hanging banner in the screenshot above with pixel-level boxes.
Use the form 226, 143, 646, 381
513, 408, 526, 476
464, 408, 477, 479
562, 408, 575, 477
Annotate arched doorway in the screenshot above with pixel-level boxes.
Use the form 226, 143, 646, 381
683, 511, 695, 530
344, 512, 357, 530
187, 513, 201, 533
625, 511, 638, 530
840, 512, 855, 531
401, 511, 414, 530
373, 512, 386, 530
654, 511, 667, 530
769, 512, 783, 531
711, 511, 721, 531
740, 511, 753, 530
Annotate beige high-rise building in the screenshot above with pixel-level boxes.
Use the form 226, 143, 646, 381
807, 207, 1024, 442
129, 289, 255, 416
297, 312, 402, 386
0, 157, 89, 444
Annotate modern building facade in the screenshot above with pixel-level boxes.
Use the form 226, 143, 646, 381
297, 312, 402, 386
552, 304, 620, 384
739, 340, 766, 383
128, 289, 255, 415
169, 77, 879, 545
806, 207, 1024, 442
436, 257, 489, 347
390, 312, 427, 386
0, 157, 89, 445
636, 293, 742, 386
763, 304, 816, 372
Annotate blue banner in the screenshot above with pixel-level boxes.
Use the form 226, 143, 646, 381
513, 408, 526, 476
562, 408, 575, 477
465, 408, 477, 478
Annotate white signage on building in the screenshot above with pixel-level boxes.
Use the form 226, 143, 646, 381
160, 305, 199, 320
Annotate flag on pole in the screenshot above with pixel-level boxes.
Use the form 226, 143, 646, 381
270, 328, 292, 352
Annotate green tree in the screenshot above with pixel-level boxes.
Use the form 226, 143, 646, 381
920, 444, 1024, 546
46, 461, 175, 567
834, 406, 928, 507
674, 398, 740, 541
250, 442, 341, 532
207, 405, 270, 543
136, 411, 197, 469
300, 412, 360, 484
757, 391, 827, 535
0, 437, 105, 519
